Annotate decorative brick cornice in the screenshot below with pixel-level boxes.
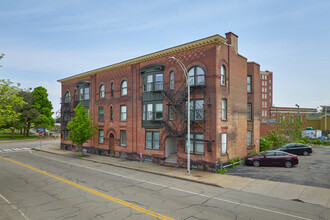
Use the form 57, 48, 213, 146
58, 35, 227, 83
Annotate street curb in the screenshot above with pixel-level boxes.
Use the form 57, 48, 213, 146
33, 148, 222, 189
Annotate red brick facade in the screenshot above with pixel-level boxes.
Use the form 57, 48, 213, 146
59, 33, 261, 171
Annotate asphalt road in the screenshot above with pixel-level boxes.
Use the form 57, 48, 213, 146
0, 140, 329, 220
226, 145, 330, 189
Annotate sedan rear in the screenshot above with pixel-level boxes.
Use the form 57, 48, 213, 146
245, 150, 298, 168
277, 143, 312, 156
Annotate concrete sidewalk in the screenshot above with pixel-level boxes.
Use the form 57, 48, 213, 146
35, 144, 330, 209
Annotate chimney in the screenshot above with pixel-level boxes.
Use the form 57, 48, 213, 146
225, 32, 238, 54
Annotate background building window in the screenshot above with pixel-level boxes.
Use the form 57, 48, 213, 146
188, 66, 205, 86
145, 131, 159, 150
111, 82, 114, 96
100, 84, 105, 98
222, 99, 227, 120
221, 65, 226, 86
99, 106, 104, 121
120, 130, 126, 146
186, 133, 204, 154
99, 129, 104, 144
170, 71, 174, 90
120, 105, 127, 121
121, 81, 127, 96
247, 131, 252, 148
64, 91, 70, 103
110, 106, 113, 121
247, 75, 252, 93
247, 103, 252, 120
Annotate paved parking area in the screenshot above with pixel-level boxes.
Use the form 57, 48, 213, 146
226, 145, 330, 189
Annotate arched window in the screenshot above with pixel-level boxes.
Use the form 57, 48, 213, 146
100, 84, 105, 98
64, 91, 70, 103
221, 65, 226, 86
170, 71, 174, 90
121, 80, 127, 96
111, 82, 114, 96
188, 66, 205, 86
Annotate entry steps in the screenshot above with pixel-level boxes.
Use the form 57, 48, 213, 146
164, 153, 177, 165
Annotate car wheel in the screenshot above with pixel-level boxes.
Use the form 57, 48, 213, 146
253, 160, 260, 167
285, 161, 292, 168
303, 151, 308, 156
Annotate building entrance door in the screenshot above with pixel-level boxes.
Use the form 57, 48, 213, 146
109, 133, 115, 155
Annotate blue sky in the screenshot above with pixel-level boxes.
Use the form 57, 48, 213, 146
1, 0, 330, 117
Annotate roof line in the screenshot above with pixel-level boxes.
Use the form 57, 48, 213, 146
58, 34, 227, 83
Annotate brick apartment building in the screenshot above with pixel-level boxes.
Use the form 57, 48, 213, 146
260, 71, 273, 123
58, 32, 261, 171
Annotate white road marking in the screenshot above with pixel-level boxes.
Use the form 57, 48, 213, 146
0, 193, 32, 220
0, 147, 31, 153
29, 150, 311, 220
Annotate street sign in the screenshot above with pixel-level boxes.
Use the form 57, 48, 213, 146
38, 132, 43, 137
37, 128, 44, 132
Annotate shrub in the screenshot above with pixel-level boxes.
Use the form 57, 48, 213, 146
216, 168, 227, 174
294, 139, 306, 144
260, 137, 273, 151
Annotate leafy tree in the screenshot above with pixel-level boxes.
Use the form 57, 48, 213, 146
266, 115, 304, 148
0, 79, 26, 139
259, 137, 273, 151
67, 102, 97, 148
32, 86, 55, 129
18, 89, 40, 136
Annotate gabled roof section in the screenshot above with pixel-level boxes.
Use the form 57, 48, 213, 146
58, 34, 227, 83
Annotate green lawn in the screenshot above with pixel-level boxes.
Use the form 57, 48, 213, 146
0, 133, 39, 140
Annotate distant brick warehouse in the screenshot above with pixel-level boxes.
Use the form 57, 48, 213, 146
58, 32, 261, 171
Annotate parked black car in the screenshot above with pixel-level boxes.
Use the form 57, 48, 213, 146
277, 143, 312, 156
245, 150, 298, 168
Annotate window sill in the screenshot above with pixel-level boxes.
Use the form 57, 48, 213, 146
145, 148, 160, 150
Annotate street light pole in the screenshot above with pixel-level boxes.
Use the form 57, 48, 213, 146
295, 104, 300, 118
169, 56, 191, 176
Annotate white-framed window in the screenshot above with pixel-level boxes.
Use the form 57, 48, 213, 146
265, 75, 267, 80
120, 130, 126, 146
99, 84, 105, 98
186, 133, 204, 154
64, 91, 71, 103
145, 131, 159, 150
120, 105, 127, 121
221, 133, 227, 154
269, 80, 271, 83
265, 81, 267, 86
170, 71, 174, 90
99, 129, 104, 144
247, 75, 252, 93
247, 131, 252, 148
188, 66, 205, 86
121, 80, 127, 96
222, 99, 227, 120
221, 65, 226, 86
